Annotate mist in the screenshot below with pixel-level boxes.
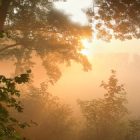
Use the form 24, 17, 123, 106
0, 0, 140, 140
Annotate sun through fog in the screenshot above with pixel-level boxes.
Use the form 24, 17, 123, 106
80, 38, 92, 57
0, 0, 140, 140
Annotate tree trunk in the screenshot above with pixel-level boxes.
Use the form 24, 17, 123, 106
0, 0, 11, 32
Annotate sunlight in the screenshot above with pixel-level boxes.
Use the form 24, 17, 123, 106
54, 0, 92, 25
80, 38, 92, 56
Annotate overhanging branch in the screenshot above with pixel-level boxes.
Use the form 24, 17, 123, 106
0, 43, 20, 54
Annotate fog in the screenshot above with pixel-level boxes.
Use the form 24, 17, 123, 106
1, 47, 140, 115
48, 52, 140, 115
1, 48, 140, 139
1, 0, 140, 139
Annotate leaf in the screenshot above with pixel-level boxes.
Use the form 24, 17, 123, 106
19, 122, 30, 129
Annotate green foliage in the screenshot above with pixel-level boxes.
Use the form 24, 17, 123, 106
78, 70, 128, 140
0, 70, 31, 140
0, 31, 4, 38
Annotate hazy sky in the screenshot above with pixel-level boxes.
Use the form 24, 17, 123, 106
54, 0, 92, 25
0, 0, 140, 116
54, 0, 140, 54
50, 0, 140, 116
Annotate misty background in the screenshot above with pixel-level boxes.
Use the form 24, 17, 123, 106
0, 0, 140, 140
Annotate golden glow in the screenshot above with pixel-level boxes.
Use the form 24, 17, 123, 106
54, 0, 92, 25
80, 39, 92, 56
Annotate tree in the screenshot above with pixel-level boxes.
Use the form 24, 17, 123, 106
87, 0, 140, 41
0, 1, 92, 138
126, 119, 140, 140
0, 0, 92, 84
0, 70, 31, 140
0, 0, 11, 33
15, 83, 76, 140
78, 70, 128, 140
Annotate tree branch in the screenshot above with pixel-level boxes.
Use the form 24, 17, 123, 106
0, 43, 20, 53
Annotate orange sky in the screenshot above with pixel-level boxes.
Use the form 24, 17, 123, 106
50, 0, 140, 116
54, 0, 140, 54
0, 0, 140, 116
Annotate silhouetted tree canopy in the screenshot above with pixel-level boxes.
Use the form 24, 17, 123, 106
88, 0, 140, 41
78, 70, 128, 140
16, 83, 76, 140
1, 0, 139, 82
0, 0, 92, 83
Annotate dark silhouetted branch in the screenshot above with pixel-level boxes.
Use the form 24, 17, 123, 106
0, 43, 20, 53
